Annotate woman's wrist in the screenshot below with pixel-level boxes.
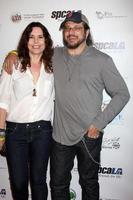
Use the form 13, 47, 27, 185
0, 137, 5, 141
0, 128, 6, 138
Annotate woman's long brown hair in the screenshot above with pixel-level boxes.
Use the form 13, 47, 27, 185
17, 22, 54, 73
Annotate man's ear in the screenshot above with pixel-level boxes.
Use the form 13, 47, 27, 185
86, 29, 89, 39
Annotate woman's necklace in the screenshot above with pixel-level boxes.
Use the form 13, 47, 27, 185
32, 88, 37, 97
30, 62, 41, 97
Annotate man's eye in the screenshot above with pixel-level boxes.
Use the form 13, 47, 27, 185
64, 27, 83, 32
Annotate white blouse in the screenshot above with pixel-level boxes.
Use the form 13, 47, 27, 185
0, 63, 54, 123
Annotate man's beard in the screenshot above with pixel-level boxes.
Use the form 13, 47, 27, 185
63, 35, 86, 49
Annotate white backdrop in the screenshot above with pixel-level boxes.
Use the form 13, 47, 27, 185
0, 0, 133, 199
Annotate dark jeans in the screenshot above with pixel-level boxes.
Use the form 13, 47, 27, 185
50, 133, 103, 200
5, 120, 52, 200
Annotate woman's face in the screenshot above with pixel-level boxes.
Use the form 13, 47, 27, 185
28, 27, 45, 56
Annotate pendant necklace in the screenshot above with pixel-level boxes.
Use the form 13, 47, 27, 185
30, 63, 41, 97
32, 88, 37, 97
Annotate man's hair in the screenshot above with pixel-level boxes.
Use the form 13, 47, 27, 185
83, 22, 93, 46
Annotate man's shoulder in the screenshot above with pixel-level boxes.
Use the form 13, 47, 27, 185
89, 46, 111, 59
53, 46, 66, 60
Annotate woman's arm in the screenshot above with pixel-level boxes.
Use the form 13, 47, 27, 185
0, 108, 7, 151
0, 67, 12, 151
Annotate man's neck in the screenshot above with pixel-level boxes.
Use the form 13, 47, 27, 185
67, 42, 87, 56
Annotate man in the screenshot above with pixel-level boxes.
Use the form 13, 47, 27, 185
3, 12, 130, 200
50, 11, 130, 200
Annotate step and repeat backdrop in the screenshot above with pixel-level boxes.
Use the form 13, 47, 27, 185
0, 0, 133, 199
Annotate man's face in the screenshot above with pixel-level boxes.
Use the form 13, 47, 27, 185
63, 21, 88, 49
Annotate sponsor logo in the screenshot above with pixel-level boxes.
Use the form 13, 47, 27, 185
51, 10, 81, 21
11, 12, 45, 23
102, 137, 120, 149
94, 42, 125, 50
99, 167, 123, 178
23, 13, 44, 19
0, 188, 6, 198
70, 188, 76, 200
11, 13, 22, 23
96, 11, 127, 19
99, 167, 122, 175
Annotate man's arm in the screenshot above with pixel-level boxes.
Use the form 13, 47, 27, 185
3, 50, 18, 74
92, 56, 130, 131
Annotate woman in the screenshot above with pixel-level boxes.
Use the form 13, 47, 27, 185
0, 22, 54, 200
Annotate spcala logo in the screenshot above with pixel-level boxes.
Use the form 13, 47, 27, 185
69, 188, 76, 200
51, 10, 81, 20
99, 167, 123, 175
94, 42, 125, 50
11, 13, 22, 23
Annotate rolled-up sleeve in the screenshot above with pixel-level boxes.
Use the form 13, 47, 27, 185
0, 69, 12, 112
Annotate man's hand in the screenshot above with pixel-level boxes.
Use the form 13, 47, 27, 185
2, 53, 19, 74
87, 124, 100, 139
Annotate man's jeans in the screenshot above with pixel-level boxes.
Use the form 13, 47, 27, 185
50, 133, 103, 200
5, 120, 52, 200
